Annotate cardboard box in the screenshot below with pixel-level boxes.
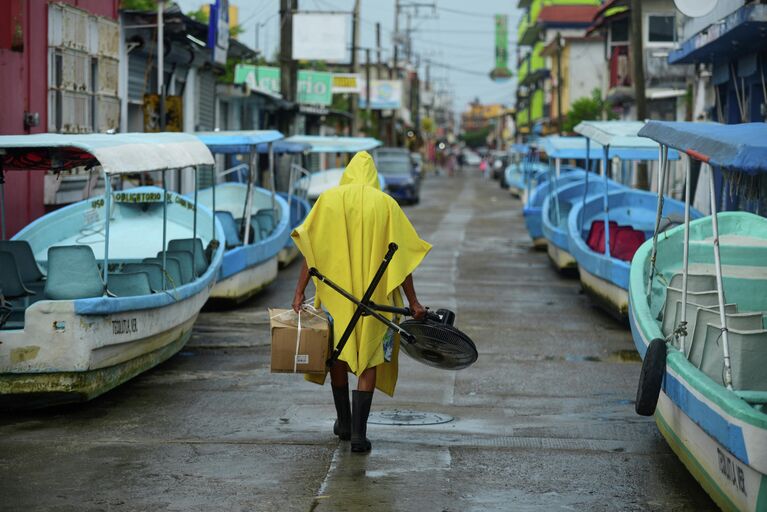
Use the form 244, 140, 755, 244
269, 308, 331, 374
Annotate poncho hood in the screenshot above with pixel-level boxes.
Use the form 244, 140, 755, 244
339, 151, 381, 189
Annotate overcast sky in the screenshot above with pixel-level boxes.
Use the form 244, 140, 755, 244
176, 0, 521, 113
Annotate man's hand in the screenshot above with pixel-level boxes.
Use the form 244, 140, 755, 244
409, 301, 426, 320
292, 291, 305, 313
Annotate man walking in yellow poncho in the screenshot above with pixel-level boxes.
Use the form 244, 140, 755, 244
291, 151, 431, 453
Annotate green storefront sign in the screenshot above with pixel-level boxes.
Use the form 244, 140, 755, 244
234, 65, 333, 106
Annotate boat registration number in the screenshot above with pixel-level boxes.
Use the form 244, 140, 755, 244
112, 318, 138, 335
717, 447, 747, 496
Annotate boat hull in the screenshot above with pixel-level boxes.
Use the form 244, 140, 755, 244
0, 287, 209, 409
546, 242, 576, 271
209, 257, 278, 303
278, 244, 301, 267
578, 264, 628, 322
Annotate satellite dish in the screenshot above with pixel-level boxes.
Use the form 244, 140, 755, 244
673, 0, 716, 18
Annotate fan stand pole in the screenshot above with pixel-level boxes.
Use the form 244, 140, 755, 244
308, 242, 416, 367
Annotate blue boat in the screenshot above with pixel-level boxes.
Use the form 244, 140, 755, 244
569, 121, 690, 320
630, 121, 767, 511
0, 133, 223, 407
195, 131, 292, 303
524, 136, 602, 249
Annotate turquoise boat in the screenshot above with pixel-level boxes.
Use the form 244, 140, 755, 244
569, 121, 691, 321
0, 133, 223, 408
523, 170, 586, 249
195, 131, 292, 303
631, 121, 767, 511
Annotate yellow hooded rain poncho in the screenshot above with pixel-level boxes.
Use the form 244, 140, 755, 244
292, 151, 431, 396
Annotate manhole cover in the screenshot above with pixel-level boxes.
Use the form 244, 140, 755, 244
367, 409, 453, 426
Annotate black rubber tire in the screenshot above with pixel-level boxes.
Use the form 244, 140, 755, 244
635, 338, 667, 416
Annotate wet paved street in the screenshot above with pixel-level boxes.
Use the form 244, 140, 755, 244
0, 171, 717, 511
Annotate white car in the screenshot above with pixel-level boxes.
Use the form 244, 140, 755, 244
463, 150, 481, 166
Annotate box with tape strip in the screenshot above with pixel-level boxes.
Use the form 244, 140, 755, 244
269, 308, 331, 374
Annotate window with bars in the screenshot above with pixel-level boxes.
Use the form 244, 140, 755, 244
47, 4, 120, 133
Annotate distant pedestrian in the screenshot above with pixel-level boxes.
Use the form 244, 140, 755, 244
291, 151, 431, 453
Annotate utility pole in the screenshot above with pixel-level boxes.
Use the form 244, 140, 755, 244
157, 0, 165, 131
365, 48, 372, 133
630, 0, 649, 189
350, 0, 360, 135
393, 0, 400, 79
279, 0, 298, 134
556, 33, 563, 135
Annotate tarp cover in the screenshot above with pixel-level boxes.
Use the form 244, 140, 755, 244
284, 135, 382, 153
541, 136, 604, 159
575, 121, 679, 160
638, 121, 767, 174
256, 140, 311, 154
196, 130, 284, 154
0, 132, 214, 174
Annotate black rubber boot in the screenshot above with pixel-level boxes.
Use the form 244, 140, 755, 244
351, 390, 373, 453
332, 385, 351, 441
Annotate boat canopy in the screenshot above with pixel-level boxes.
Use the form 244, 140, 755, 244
283, 135, 382, 153
0, 132, 214, 174
541, 136, 604, 160
256, 140, 311, 154
638, 121, 767, 174
195, 130, 284, 154
574, 121, 679, 161
511, 143, 529, 154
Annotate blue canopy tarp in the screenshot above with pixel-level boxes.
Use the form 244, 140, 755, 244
541, 136, 604, 160
256, 140, 311, 154
575, 121, 679, 161
638, 121, 767, 175
195, 130, 284, 154
283, 135, 382, 153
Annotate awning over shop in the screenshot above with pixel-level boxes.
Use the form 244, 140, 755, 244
638, 121, 767, 174
0, 133, 214, 174
669, 4, 767, 65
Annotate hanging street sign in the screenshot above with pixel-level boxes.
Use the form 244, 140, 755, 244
359, 80, 403, 110
490, 14, 513, 82
331, 73, 362, 94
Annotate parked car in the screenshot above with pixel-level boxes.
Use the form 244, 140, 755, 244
462, 149, 481, 167
376, 147, 420, 204
491, 150, 509, 181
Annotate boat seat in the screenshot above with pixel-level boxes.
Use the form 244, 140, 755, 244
254, 209, 276, 238
238, 218, 260, 244
121, 263, 164, 292
158, 251, 194, 283
142, 257, 183, 289
700, 325, 767, 391
167, 238, 208, 276
689, 308, 761, 367
44, 245, 105, 300
0, 241, 45, 288
611, 227, 646, 262
0, 251, 35, 301
215, 211, 242, 249
668, 273, 716, 292
661, 287, 721, 336
107, 272, 152, 297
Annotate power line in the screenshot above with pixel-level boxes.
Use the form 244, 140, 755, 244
434, 6, 496, 19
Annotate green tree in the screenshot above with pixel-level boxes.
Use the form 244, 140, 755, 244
120, 0, 157, 10
563, 88, 617, 133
